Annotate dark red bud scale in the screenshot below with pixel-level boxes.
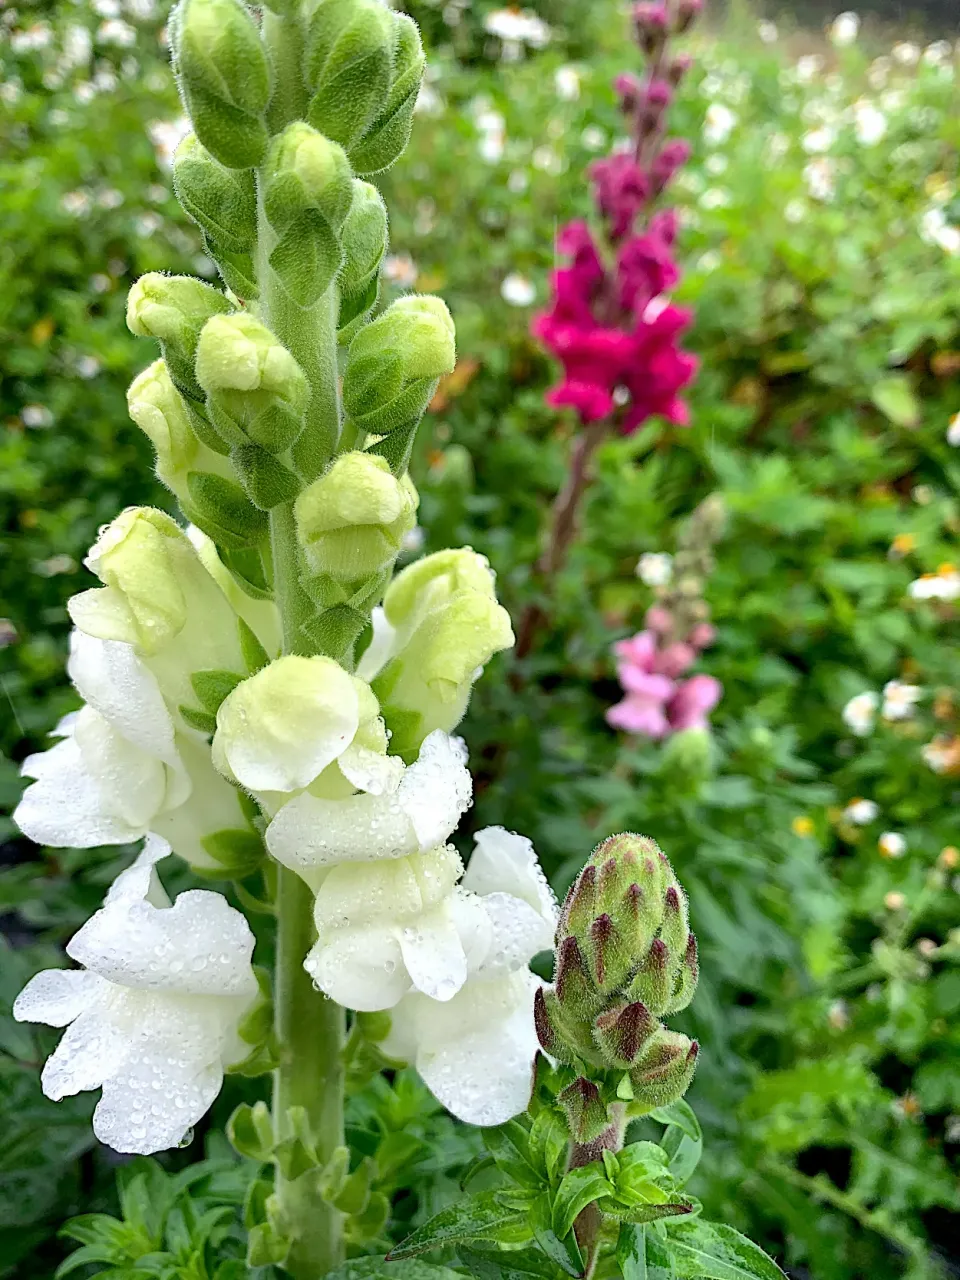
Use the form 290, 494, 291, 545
590, 913, 615, 986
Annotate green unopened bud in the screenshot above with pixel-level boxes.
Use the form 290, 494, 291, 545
556, 1077, 610, 1145
173, 133, 257, 253
67, 507, 251, 726
538, 834, 699, 1113
305, 0, 394, 150
262, 123, 354, 308
348, 14, 425, 176
369, 547, 513, 759
127, 273, 232, 396
195, 313, 308, 455
295, 452, 418, 581
337, 181, 388, 342
342, 296, 455, 465
127, 360, 198, 498
171, 0, 270, 169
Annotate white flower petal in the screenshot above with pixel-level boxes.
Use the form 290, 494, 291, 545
304, 928, 412, 1011
40, 1006, 121, 1100
464, 826, 558, 927
73, 706, 170, 829
13, 968, 108, 1027
355, 606, 398, 682
477, 891, 556, 973
105, 834, 172, 906
385, 970, 541, 1126
67, 632, 179, 766
67, 888, 257, 998
92, 1033, 222, 1154
15, 735, 145, 847
397, 905, 468, 1002
396, 731, 472, 850
338, 743, 405, 796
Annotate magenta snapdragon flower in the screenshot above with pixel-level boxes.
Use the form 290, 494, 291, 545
532, 0, 701, 436
606, 624, 720, 739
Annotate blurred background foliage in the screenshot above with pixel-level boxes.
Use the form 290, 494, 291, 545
1, 0, 959, 1277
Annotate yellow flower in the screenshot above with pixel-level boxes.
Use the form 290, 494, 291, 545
884, 891, 906, 910
791, 816, 814, 837
938, 846, 959, 870
889, 532, 916, 558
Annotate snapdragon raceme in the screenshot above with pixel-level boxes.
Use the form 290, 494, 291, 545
516, 0, 702, 659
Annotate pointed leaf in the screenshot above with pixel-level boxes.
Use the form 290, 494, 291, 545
552, 1165, 616, 1240
388, 1192, 527, 1260
668, 1221, 787, 1280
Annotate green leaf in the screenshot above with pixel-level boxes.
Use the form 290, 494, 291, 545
199, 828, 265, 878
532, 1194, 585, 1278
551, 1164, 616, 1240
238, 616, 270, 671
458, 1245, 565, 1280
226, 1101, 273, 1163
388, 1192, 526, 1260
616, 1224, 675, 1280
325, 1260, 463, 1280
869, 374, 920, 427
178, 704, 218, 735
668, 1221, 787, 1280
650, 1100, 703, 1187
484, 1121, 542, 1188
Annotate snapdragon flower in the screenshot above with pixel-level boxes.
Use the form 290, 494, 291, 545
382, 827, 557, 1125
14, 841, 258, 1154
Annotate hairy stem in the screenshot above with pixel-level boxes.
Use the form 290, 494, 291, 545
260, 15, 345, 1274
514, 420, 608, 661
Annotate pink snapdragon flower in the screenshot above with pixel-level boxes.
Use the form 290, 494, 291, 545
532, 2, 699, 436
607, 622, 721, 740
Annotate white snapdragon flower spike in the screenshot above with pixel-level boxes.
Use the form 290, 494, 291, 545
842, 690, 878, 736
13, 843, 258, 1155
305, 844, 489, 1010
267, 730, 472, 887
882, 679, 922, 720
14, 632, 244, 868
383, 827, 558, 1127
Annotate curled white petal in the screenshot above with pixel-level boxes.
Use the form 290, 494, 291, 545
267, 730, 472, 881
13, 969, 108, 1029
355, 606, 398, 682
383, 969, 541, 1126
464, 826, 558, 927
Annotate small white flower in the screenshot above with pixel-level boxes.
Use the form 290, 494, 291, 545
705, 154, 728, 176
882, 679, 922, 720
383, 253, 419, 289
923, 40, 952, 67
21, 404, 54, 429
852, 100, 887, 146
892, 41, 920, 67
699, 187, 732, 211
483, 8, 551, 48
74, 81, 97, 104
62, 24, 93, 68
414, 83, 443, 117
580, 125, 607, 152
804, 157, 836, 202
868, 56, 891, 89
802, 125, 835, 153
697, 250, 721, 273
401, 525, 425, 554
507, 168, 529, 194
703, 103, 737, 146
11, 22, 54, 52
554, 65, 580, 100
75, 355, 101, 379
501, 273, 536, 307
947, 413, 960, 447
908, 566, 960, 601
829, 12, 860, 47
13, 844, 258, 1155
636, 552, 674, 587
758, 20, 778, 43
922, 737, 957, 773
147, 116, 190, 169
878, 831, 906, 858
382, 827, 557, 1126
784, 198, 807, 224
35, 555, 78, 578
125, 0, 158, 19
844, 798, 878, 825
62, 189, 92, 217
97, 18, 137, 46
531, 146, 562, 175
795, 54, 823, 83
843, 690, 879, 736
93, 0, 122, 16
266, 730, 472, 887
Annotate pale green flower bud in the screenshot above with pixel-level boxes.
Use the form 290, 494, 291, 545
126, 273, 232, 398
173, 133, 257, 254
212, 654, 370, 794
67, 508, 255, 732
295, 452, 418, 581
304, 0, 395, 150
170, 0, 271, 170
262, 123, 354, 308
348, 14, 425, 176
127, 360, 198, 499
194, 314, 306, 510
337, 181, 388, 342
371, 548, 514, 759
342, 296, 455, 466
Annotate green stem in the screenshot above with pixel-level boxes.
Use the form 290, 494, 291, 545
273, 866, 345, 1276
259, 15, 345, 1274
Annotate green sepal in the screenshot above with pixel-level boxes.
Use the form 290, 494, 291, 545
173, 134, 257, 253
205, 237, 259, 300
346, 1190, 390, 1243
179, 704, 218, 735
338, 272, 381, 344
268, 209, 344, 308
187, 470, 269, 548
246, 1221, 290, 1268
364, 413, 423, 476
184, 396, 232, 455
300, 604, 367, 662
304, 0, 394, 148
224, 546, 273, 600
238, 615, 270, 671
191, 668, 243, 713
332, 1157, 375, 1215
231, 443, 301, 510
200, 827, 266, 878
348, 14, 424, 175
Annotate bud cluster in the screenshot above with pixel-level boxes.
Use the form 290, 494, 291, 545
535, 833, 699, 1132
532, 0, 702, 435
